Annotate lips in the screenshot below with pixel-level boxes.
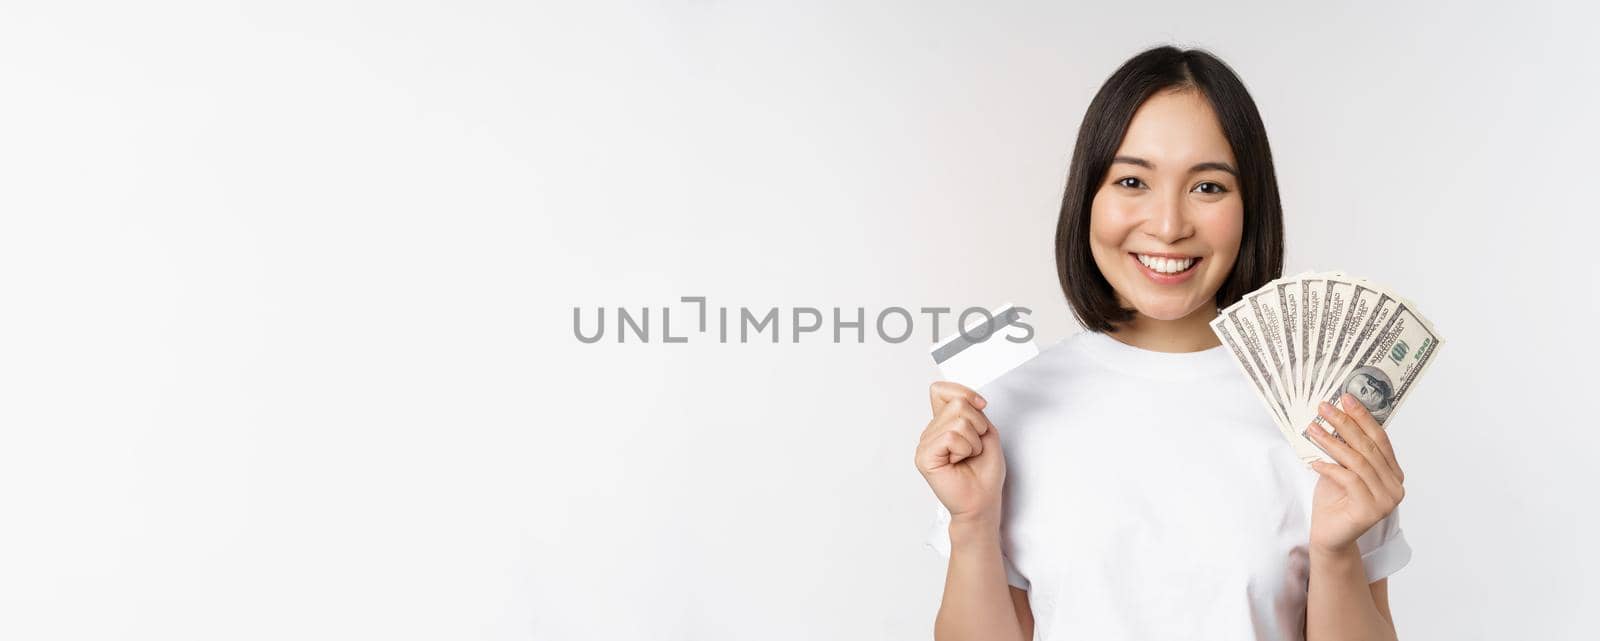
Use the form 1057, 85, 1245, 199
1133, 253, 1198, 274
1128, 252, 1202, 285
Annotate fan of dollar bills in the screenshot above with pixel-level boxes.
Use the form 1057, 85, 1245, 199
1209, 271, 1444, 464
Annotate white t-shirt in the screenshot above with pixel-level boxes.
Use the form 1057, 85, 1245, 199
925, 331, 1411, 641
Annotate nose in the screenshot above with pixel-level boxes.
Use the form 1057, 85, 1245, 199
1143, 191, 1194, 245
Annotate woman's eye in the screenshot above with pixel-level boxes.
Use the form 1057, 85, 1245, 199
1116, 177, 1145, 189
1193, 181, 1228, 194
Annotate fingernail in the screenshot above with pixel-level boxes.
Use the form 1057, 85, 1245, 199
1340, 392, 1356, 406
974, 395, 987, 409
1317, 402, 1333, 417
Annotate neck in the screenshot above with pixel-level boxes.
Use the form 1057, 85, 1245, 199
1107, 302, 1221, 353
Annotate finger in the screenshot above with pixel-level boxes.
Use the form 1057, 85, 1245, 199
919, 394, 970, 440
955, 401, 994, 437
1309, 459, 1374, 504
926, 401, 984, 463
1307, 413, 1389, 506
1320, 400, 1402, 499
979, 421, 1000, 444
929, 381, 986, 414
933, 430, 976, 467
1311, 457, 1399, 525
1305, 412, 1392, 506
934, 428, 972, 463
946, 424, 982, 465
922, 387, 992, 442
947, 402, 998, 462
919, 404, 978, 464
1340, 392, 1404, 484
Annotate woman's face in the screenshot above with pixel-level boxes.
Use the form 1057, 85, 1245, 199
1089, 88, 1244, 322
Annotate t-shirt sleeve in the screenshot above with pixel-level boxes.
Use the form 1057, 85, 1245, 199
923, 502, 1029, 590
1354, 505, 1412, 583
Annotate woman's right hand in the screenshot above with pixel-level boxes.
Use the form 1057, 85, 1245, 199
914, 381, 1007, 526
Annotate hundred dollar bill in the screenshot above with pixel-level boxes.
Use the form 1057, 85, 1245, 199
1213, 272, 1444, 465
1275, 278, 1304, 411
1301, 290, 1401, 460
1215, 295, 1323, 460
1307, 285, 1399, 430
1297, 275, 1326, 413
1302, 302, 1444, 460
1212, 314, 1313, 458
1305, 277, 1351, 426
1243, 285, 1293, 412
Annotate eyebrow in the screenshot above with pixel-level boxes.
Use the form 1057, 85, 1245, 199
1111, 155, 1238, 177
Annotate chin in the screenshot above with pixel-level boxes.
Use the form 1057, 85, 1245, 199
1128, 297, 1206, 321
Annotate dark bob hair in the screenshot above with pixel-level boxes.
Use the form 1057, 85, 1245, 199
1055, 45, 1284, 333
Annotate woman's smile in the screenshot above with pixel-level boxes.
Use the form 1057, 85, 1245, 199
1130, 252, 1202, 283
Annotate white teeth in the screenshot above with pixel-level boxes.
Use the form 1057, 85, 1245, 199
1136, 254, 1195, 274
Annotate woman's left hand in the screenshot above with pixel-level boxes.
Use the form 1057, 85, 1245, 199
1305, 392, 1407, 555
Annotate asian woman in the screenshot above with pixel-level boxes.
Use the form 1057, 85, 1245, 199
915, 46, 1411, 641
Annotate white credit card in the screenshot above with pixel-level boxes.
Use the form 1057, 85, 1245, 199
929, 303, 1038, 389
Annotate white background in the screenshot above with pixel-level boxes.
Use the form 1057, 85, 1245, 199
2, 1, 1596, 639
